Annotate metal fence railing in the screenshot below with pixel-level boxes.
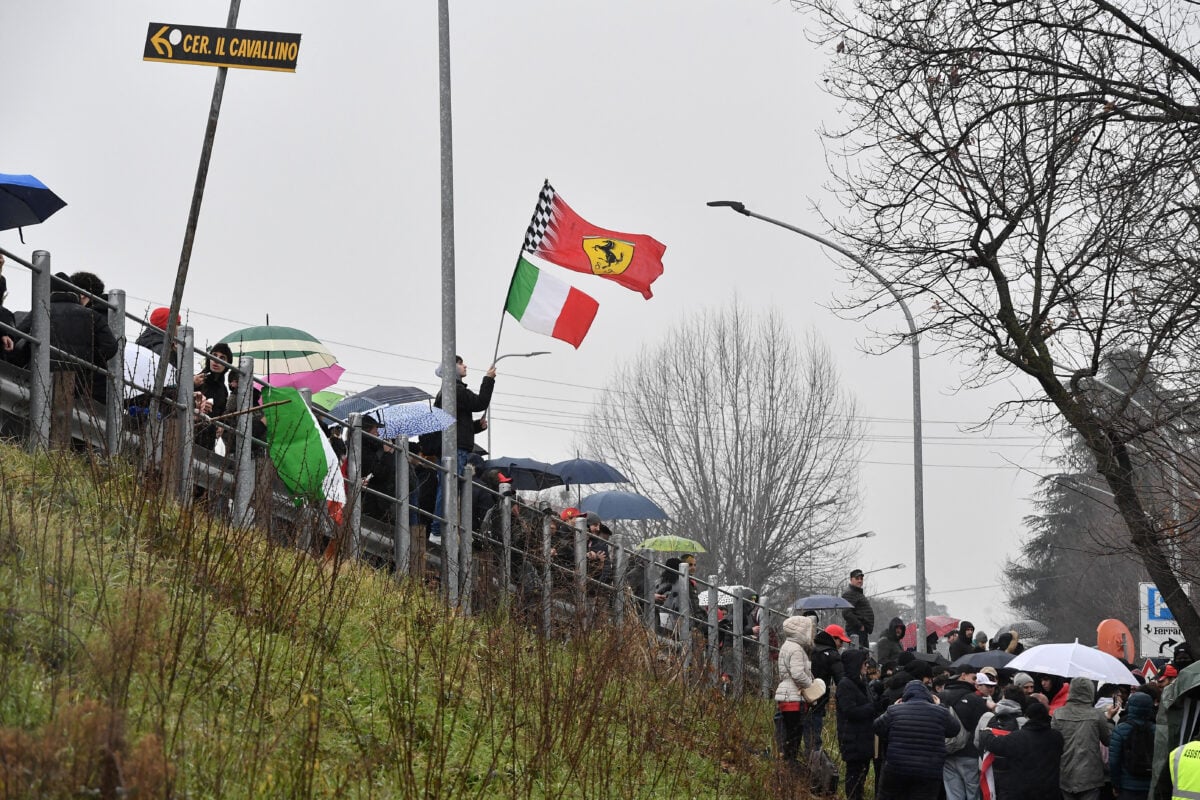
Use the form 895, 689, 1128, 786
0, 246, 790, 698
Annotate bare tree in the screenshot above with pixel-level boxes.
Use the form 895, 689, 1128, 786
585, 302, 864, 594
799, 0, 1200, 641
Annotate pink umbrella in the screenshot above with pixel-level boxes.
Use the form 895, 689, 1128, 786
218, 324, 344, 392
901, 616, 961, 651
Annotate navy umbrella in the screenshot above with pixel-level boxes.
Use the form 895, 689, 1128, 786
331, 385, 433, 420
579, 490, 668, 521
791, 594, 853, 612
551, 458, 629, 486
481, 457, 564, 491
0, 173, 67, 232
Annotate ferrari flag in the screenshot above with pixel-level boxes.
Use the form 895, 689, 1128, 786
522, 180, 666, 299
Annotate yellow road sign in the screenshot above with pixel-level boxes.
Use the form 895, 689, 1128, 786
143, 22, 301, 72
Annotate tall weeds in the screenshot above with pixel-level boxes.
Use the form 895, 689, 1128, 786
0, 442, 788, 798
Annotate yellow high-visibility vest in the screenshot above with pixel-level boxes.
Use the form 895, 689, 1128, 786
1170, 740, 1200, 800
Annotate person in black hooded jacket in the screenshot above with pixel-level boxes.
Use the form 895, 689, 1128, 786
837, 648, 877, 800
980, 700, 1063, 800
16, 272, 118, 398
878, 616, 906, 666
949, 620, 976, 661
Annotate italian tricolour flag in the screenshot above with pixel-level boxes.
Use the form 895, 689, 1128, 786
262, 386, 346, 522
504, 257, 599, 348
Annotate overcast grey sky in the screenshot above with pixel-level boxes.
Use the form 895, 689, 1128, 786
2, 0, 1068, 635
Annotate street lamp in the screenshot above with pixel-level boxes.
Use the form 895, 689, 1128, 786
707, 199, 929, 647
864, 562, 905, 576
877, 584, 915, 596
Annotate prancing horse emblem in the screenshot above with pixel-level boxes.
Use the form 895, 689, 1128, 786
582, 237, 634, 276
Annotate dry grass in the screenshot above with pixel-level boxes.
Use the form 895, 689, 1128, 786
0, 441, 824, 798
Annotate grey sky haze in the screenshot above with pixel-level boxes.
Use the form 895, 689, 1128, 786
2, 0, 1073, 637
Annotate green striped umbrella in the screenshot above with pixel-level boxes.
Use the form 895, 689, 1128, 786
219, 325, 345, 392
311, 390, 344, 411
636, 535, 707, 553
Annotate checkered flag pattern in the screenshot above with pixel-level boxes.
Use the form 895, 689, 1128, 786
522, 180, 557, 253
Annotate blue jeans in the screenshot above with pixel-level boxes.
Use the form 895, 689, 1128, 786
943, 755, 980, 800
430, 448, 472, 537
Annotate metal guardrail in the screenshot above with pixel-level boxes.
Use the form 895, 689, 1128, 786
0, 246, 787, 697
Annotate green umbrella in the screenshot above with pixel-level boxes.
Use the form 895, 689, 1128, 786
636, 535, 706, 553
311, 390, 343, 411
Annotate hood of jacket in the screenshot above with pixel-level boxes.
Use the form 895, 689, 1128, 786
1066, 676, 1095, 706
1126, 690, 1154, 723
813, 629, 837, 650
885, 616, 905, 641
843, 648, 870, 680
902, 680, 933, 703
993, 697, 1024, 718
958, 619, 974, 635
782, 615, 815, 649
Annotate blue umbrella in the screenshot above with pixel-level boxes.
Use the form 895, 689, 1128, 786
791, 594, 853, 612
551, 458, 629, 486
373, 402, 454, 439
331, 385, 432, 420
579, 490, 668, 521
0, 173, 67, 233
481, 457, 564, 490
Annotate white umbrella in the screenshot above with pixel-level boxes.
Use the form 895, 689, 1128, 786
697, 585, 755, 608
1006, 641, 1139, 686
123, 343, 175, 401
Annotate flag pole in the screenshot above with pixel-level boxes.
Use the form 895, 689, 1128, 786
487, 253, 525, 454
492, 254, 524, 365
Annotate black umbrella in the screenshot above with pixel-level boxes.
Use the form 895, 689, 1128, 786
0, 173, 67, 235
330, 385, 433, 420
480, 457, 564, 491
949, 650, 1015, 670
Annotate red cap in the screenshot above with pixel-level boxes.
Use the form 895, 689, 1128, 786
559, 507, 583, 521
1165, 665, 1179, 677
825, 624, 852, 643
497, 472, 512, 483
149, 307, 179, 330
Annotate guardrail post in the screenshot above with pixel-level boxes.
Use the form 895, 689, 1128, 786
732, 592, 746, 697
644, 553, 658, 630
573, 520, 587, 613
759, 596, 772, 699
677, 570, 692, 671
175, 326, 194, 505
393, 438, 411, 579
541, 516, 553, 635
500, 496, 513, 609
232, 356, 255, 526
443, 455, 459, 608
707, 575, 720, 687
292, 389, 316, 553
346, 413, 363, 560
459, 464, 474, 615
104, 289, 125, 456
26, 250, 51, 452
613, 543, 627, 625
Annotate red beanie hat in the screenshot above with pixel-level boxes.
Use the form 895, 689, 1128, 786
149, 307, 177, 330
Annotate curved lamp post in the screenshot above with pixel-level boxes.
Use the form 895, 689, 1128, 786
707, 200, 928, 646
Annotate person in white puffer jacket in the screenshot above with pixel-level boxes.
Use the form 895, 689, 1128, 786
775, 614, 817, 763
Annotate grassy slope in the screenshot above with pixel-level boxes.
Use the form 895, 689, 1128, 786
0, 443, 794, 799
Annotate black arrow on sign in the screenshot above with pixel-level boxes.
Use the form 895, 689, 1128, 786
1160, 636, 1180, 654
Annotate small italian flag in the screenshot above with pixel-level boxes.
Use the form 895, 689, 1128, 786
262, 386, 346, 522
504, 257, 599, 348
